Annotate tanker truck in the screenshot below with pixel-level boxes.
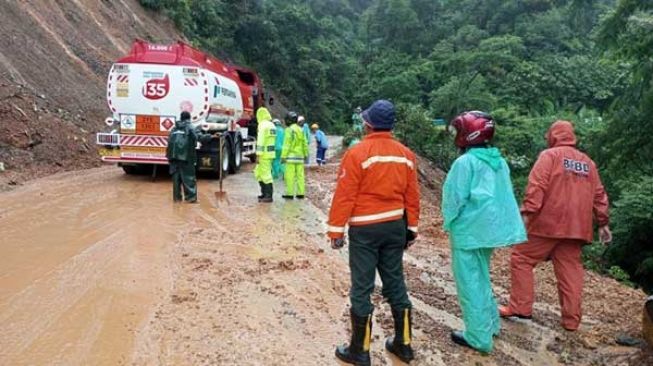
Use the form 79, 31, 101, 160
96, 40, 266, 176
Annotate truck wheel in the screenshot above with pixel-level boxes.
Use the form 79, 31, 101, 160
122, 165, 138, 175
217, 138, 230, 179
228, 136, 242, 174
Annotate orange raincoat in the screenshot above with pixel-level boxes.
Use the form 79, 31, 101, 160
506, 121, 610, 330
327, 132, 420, 239
521, 121, 609, 242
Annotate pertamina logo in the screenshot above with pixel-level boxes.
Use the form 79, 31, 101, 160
142, 74, 170, 100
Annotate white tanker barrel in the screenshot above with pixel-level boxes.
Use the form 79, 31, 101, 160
107, 63, 244, 134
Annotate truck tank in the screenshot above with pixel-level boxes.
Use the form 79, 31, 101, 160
97, 40, 265, 176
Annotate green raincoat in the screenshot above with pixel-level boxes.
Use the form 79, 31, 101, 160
282, 123, 309, 196
166, 120, 200, 202
442, 147, 526, 352
272, 123, 285, 179
254, 107, 276, 185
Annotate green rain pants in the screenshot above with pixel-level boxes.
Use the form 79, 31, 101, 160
171, 161, 197, 202
349, 219, 412, 316
284, 162, 305, 196
254, 158, 274, 184
452, 247, 500, 353
272, 153, 285, 180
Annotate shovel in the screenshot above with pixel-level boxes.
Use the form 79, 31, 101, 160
214, 136, 227, 201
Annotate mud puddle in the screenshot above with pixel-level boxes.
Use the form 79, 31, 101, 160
0, 167, 215, 365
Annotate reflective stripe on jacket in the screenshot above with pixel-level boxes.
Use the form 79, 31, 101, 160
327, 132, 420, 239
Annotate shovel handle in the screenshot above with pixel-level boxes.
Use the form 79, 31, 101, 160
219, 137, 224, 192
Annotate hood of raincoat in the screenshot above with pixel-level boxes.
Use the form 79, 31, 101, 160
546, 120, 577, 148
256, 107, 272, 123
468, 147, 503, 171
175, 119, 189, 129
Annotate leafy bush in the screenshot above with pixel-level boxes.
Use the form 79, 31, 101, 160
605, 175, 653, 292
394, 104, 457, 171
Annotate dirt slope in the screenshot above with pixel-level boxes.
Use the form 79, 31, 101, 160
0, 0, 181, 188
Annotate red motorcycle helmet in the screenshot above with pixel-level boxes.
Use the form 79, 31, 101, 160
450, 111, 495, 148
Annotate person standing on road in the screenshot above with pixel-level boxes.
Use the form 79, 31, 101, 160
311, 123, 329, 166
352, 106, 363, 133
166, 111, 212, 203
272, 118, 285, 180
253, 107, 276, 203
442, 111, 527, 353
499, 120, 611, 332
328, 99, 420, 365
281, 111, 308, 199
299, 115, 311, 164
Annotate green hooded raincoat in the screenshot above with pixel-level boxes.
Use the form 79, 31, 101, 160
442, 147, 526, 352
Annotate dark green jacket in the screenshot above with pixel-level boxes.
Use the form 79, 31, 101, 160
166, 121, 199, 163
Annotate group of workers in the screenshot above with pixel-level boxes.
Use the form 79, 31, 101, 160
167, 99, 630, 363
165, 107, 329, 204
254, 106, 329, 203
327, 100, 612, 365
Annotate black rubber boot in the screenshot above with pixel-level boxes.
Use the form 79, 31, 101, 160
260, 183, 273, 203
451, 330, 475, 350
257, 182, 265, 199
335, 311, 372, 366
385, 307, 415, 363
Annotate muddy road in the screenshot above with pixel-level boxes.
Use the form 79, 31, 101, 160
0, 141, 650, 365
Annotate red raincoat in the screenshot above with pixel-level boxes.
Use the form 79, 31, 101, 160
521, 121, 609, 242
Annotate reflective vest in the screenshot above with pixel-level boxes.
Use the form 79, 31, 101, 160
282, 124, 308, 164
256, 119, 276, 160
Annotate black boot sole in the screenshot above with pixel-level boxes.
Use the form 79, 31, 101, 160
385, 338, 414, 363
335, 345, 370, 366
451, 331, 487, 353
335, 351, 371, 366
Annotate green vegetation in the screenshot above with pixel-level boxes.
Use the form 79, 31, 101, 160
139, 0, 652, 292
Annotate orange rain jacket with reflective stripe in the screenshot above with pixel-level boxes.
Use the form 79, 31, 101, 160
327, 132, 420, 239
522, 121, 609, 242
